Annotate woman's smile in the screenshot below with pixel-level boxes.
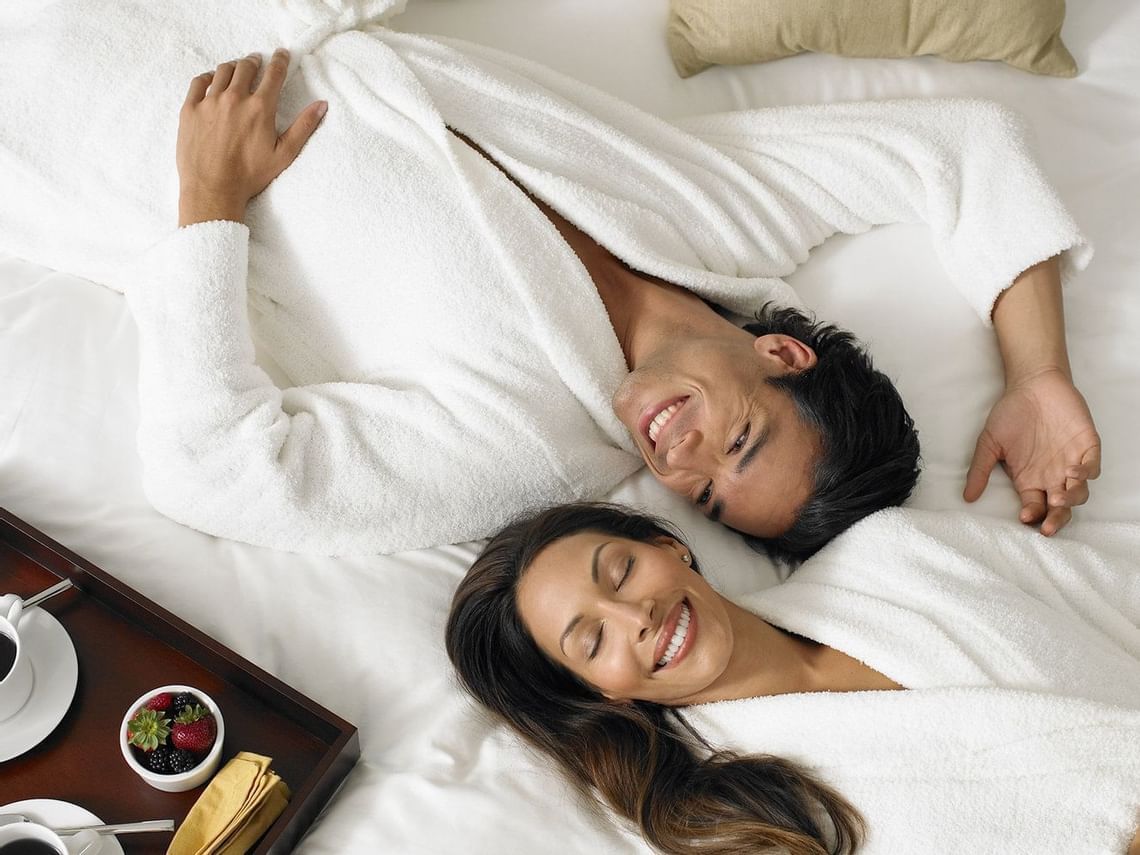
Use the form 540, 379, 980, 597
655, 599, 696, 670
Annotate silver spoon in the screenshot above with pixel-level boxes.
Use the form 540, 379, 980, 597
4, 579, 75, 626
0, 815, 173, 835
53, 820, 174, 836
23, 578, 75, 610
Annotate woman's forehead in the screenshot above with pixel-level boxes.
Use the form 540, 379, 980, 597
517, 533, 613, 629
523, 532, 607, 590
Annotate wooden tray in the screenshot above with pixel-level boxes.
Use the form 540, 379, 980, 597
0, 508, 359, 853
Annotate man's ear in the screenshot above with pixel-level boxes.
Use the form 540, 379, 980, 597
752, 334, 817, 375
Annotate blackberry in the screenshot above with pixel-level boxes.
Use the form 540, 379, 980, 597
170, 692, 201, 716
143, 745, 174, 774
169, 749, 200, 775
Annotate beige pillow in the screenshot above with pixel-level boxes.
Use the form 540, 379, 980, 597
667, 0, 1077, 78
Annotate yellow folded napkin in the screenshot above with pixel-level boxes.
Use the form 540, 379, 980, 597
167, 752, 291, 855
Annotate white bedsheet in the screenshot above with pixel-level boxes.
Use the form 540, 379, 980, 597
1, 0, 1137, 851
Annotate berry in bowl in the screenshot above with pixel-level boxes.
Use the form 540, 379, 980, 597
120, 684, 224, 792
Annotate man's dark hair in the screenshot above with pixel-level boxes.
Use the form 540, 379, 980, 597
742, 305, 921, 565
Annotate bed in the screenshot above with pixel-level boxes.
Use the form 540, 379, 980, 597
1, 0, 1137, 851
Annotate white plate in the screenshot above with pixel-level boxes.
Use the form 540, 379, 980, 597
0, 608, 78, 761
0, 799, 124, 855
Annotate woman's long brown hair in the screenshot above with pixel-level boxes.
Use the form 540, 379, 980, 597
446, 503, 864, 855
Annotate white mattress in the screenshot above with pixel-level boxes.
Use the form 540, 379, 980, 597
1, 0, 1137, 851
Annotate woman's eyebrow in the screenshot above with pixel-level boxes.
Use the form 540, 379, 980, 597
558, 540, 609, 654
590, 540, 607, 584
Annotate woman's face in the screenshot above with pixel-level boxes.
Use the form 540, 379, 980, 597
515, 531, 735, 705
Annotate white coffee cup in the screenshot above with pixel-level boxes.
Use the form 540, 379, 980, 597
0, 593, 34, 722
0, 819, 68, 854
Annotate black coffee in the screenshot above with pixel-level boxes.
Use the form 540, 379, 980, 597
0, 840, 62, 855
0, 632, 16, 680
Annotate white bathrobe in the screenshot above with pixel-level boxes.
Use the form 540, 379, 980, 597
686, 510, 1140, 854
0, 14, 1091, 553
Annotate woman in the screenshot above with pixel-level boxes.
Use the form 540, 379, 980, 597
446, 503, 1140, 855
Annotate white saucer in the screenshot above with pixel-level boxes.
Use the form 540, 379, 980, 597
0, 608, 78, 761
0, 799, 124, 855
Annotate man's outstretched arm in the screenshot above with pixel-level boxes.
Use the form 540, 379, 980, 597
964, 255, 1101, 535
676, 99, 1095, 533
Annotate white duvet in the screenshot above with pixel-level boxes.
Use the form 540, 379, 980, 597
0, 0, 1138, 852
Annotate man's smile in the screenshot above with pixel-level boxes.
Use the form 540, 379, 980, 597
640, 396, 689, 451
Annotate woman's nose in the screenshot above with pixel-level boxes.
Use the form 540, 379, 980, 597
603, 599, 655, 639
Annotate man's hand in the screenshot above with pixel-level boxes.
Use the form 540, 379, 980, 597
177, 49, 327, 227
964, 367, 1101, 535
966, 255, 1101, 535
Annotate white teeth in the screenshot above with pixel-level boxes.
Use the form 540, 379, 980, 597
656, 603, 691, 668
647, 402, 682, 444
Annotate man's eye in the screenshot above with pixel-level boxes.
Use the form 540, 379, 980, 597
697, 483, 712, 506
730, 424, 750, 453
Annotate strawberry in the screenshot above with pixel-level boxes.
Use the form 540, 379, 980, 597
171, 704, 216, 754
127, 709, 171, 752
144, 692, 175, 713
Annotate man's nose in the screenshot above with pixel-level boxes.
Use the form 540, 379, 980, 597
664, 429, 702, 470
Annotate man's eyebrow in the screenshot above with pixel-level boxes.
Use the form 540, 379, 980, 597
708, 424, 771, 523
558, 541, 608, 654
735, 423, 771, 476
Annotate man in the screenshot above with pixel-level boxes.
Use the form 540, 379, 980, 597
145, 46, 1098, 558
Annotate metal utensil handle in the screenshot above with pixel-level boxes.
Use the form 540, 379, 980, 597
54, 819, 175, 836
22, 578, 74, 609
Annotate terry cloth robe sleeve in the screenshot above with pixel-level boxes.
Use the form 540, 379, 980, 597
123, 220, 623, 555
385, 32, 1090, 323
673, 100, 1093, 323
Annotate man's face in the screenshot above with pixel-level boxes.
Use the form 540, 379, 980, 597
611, 331, 820, 537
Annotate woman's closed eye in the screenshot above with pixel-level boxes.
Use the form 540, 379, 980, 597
615, 555, 633, 589
589, 624, 603, 660
589, 557, 634, 659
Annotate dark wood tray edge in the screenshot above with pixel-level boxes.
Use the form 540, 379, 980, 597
0, 508, 361, 853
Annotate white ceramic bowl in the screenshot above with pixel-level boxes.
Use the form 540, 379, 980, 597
119, 684, 225, 792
